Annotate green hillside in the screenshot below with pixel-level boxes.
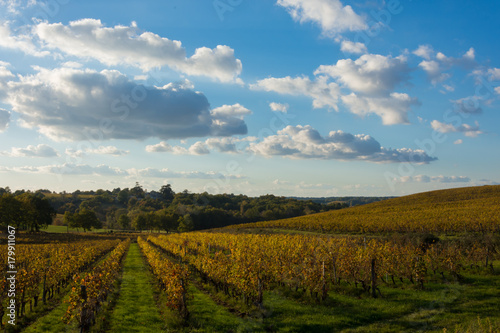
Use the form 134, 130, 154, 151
226, 185, 500, 234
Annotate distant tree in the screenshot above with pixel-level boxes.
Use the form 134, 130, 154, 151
130, 182, 145, 198
0, 194, 23, 229
16, 193, 56, 231
177, 214, 194, 233
72, 209, 102, 231
132, 213, 148, 231
118, 214, 131, 230
117, 189, 129, 204
159, 184, 175, 202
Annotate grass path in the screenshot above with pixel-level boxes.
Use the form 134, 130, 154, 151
107, 243, 165, 332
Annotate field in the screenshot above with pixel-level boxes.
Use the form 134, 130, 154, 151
1, 185, 500, 332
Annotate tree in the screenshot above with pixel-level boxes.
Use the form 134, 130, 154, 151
16, 193, 56, 231
72, 209, 102, 231
159, 184, 175, 202
132, 213, 148, 231
130, 182, 145, 198
0, 194, 23, 230
118, 214, 131, 230
177, 214, 194, 233
117, 189, 129, 204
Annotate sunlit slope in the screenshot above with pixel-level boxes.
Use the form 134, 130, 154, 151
227, 185, 500, 233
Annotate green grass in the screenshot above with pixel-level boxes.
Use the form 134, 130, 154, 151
44, 225, 123, 233
21, 290, 79, 333
106, 243, 165, 332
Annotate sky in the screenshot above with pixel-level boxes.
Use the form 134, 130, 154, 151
0, 0, 499, 197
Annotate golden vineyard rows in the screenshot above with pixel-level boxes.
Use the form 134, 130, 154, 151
147, 232, 495, 303
138, 237, 189, 319
0, 239, 120, 321
64, 239, 130, 329
229, 186, 500, 233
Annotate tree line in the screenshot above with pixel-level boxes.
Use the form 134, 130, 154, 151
0, 184, 349, 233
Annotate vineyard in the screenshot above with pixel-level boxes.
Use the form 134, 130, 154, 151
0, 185, 499, 332
224, 185, 500, 234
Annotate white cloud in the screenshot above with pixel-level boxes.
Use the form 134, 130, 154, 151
418, 47, 476, 84
145, 141, 172, 153
149, 137, 254, 155
487, 68, 500, 81
341, 92, 418, 125
0, 21, 48, 57
248, 125, 436, 163
2, 67, 249, 141
418, 60, 449, 84
431, 120, 483, 137
452, 96, 482, 114
250, 75, 340, 110
66, 145, 129, 157
0, 108, 10, 131
340, 40, 367, 54
413, 45, 434, 60
3, 143, 58, 157
495, 87, 500, 95
210, 103, 252, 118
454, 139, 463, 145
35, 19, 242, 82
315, 54, 411, 96
269, 102, 288, 113
277, 0, 367, 37
0, 63, 14, 78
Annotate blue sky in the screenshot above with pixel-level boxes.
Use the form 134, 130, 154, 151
0, 0, 499, 196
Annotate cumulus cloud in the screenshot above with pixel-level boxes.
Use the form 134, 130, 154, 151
145, 141, 172, 153
252, 52, 417, 124
431, 120, 483, 137
248, 125, 436, 163
1, 67, 249, 141
418, 60, 449, 84
147, 137, 256, 155
250, 76, 340, 110
0, 62, 14, 78
269, 102, 289, 113
413, 45, 434, 60
0, 108, 10, 131
34, 19, 242, 82
315, 54, 411, 96
417, 47, 476, 84
452, 96, 482, 114
277, 0, 367, 37
340, 40, 367, 54
454, 139, 463, 145
341, 92, 418, 125
65, 145, 129, 157
0, 21, 48, 57
2, 144, 58, 157
487, 68, 500, 81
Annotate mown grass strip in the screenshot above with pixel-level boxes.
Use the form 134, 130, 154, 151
107, 243, 164, 332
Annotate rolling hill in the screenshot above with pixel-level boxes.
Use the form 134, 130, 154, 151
226, 185, 500, 234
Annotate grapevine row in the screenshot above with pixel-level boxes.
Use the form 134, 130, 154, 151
64, 238, 131, 331
137, 237, 189, 319
0, 239, 120, 322
148, 232, 494, 303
